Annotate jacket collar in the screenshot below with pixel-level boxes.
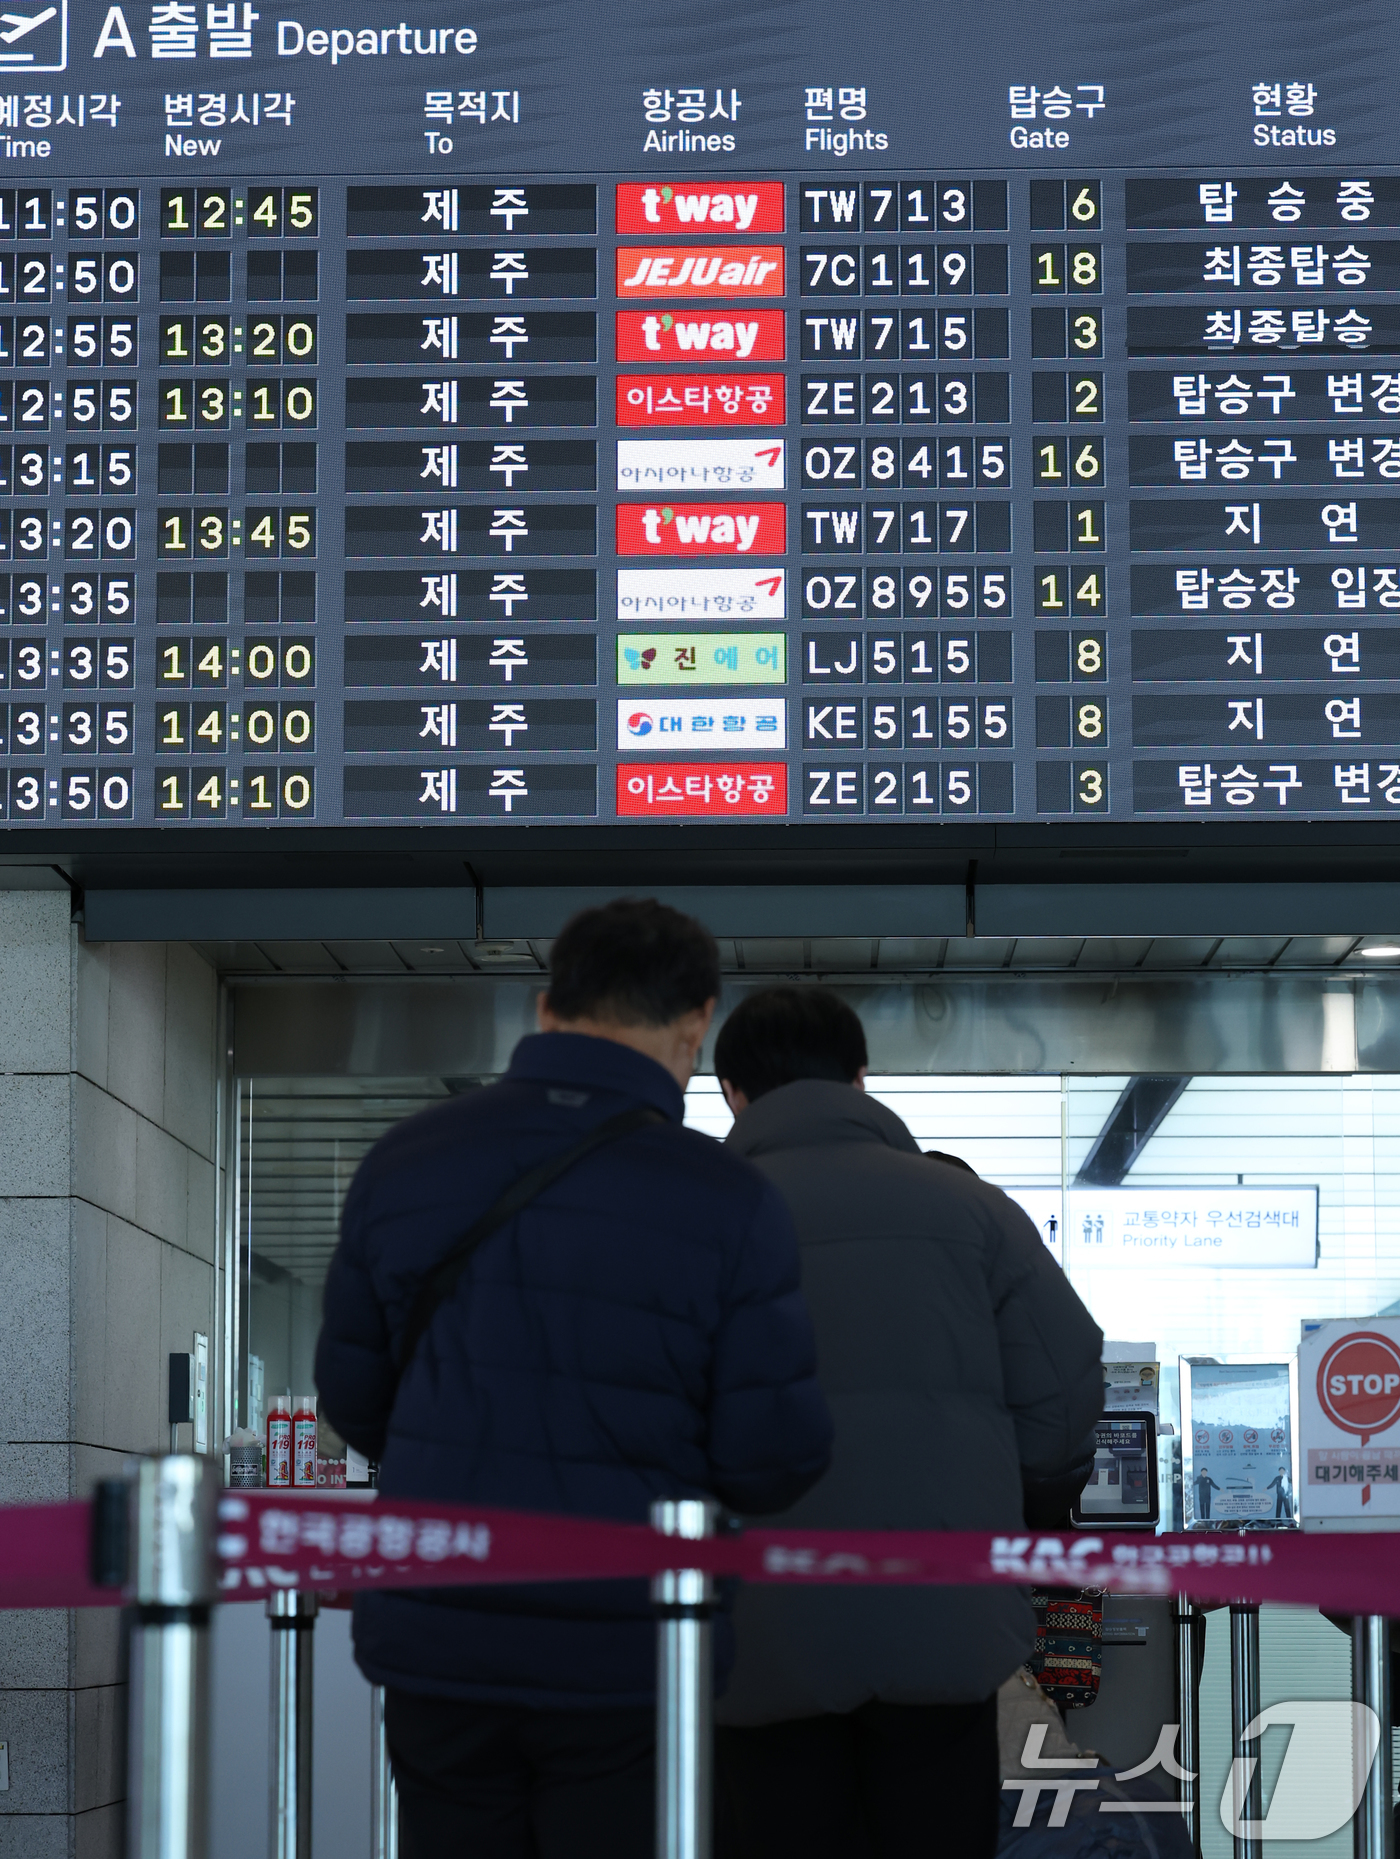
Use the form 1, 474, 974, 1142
506, 1031, 685, 1121
727, 1077, 921, 1159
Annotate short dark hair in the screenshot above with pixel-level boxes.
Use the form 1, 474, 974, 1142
714, 986, 868, 1101
546, 898, 720, 1026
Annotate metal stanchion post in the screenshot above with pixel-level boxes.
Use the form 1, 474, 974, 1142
1173, 1600, 1203, 1857
370, 1685, 399, 1859
268, 1589, 318, 1859
1352, 1616, 1393, 1859
651, 1499, 718, 1859
125, 1454, 219, 1859
1229, 1602, 1263, 1859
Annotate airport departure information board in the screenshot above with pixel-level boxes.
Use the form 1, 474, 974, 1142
3, 0, 1400, 832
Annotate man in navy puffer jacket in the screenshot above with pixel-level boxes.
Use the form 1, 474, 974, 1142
315, 898, 833, 1859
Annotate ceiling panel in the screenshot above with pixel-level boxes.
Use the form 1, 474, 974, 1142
390, 940, 476, 973
467, 939, 545, 970
942, 937, 1016, 968
1075, 939, 1153, 970
1137, 938, 1222, 969
321, 941, 410, 972
876, 937, 948, 969
192, 940, 278, 972
1208, 937, 1292, 968
734, 938, 806, 971
1007, 938, 1085, 968
256, 941, 346, 974
808, 937, 877, 971
203, 932, 1399, 981
1282, 937, 1362, 966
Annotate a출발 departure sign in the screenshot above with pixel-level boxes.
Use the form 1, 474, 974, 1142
1, 0, 1399, 831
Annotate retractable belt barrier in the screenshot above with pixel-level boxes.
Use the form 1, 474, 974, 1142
2, 1485, 1398, 1614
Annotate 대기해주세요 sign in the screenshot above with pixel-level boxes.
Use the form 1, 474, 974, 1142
1299, 1319, 1400, 1529
1004, 1187, 1318, 1270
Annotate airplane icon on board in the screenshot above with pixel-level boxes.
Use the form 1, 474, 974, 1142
0, 0, 65, 67
0, 7, 56, 41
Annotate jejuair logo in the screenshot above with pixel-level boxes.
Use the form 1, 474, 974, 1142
0, 0, 65, 70
615, 247, 785, 297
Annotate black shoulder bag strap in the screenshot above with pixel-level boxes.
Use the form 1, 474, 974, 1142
392, 1103, 666, 1377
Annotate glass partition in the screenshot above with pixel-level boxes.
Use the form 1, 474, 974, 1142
232, 1062, 1400, 1824
689, 1072, 1400, 1422
237, 1070, 1400, 1436
234, 1077, 452, 1470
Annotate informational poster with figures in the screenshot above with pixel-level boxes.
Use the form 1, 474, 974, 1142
1299, 1319, 1400, 1531
1182, 1358, 1297, 1527
1103, 1358, 1159, 1415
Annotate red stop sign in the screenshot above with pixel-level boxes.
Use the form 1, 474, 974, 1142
1317, 1332, 1400, 1444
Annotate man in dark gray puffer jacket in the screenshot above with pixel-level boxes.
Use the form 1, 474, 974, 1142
712, 986, 1104, 1859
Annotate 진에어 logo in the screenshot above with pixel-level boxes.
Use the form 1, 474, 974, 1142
1317, 1330, 1400, 1443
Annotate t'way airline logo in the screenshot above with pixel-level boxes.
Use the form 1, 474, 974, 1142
615, 311, 785, 361
617, 502, 786, 556
615, 183, 785, 234
616, 247, 785, 297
